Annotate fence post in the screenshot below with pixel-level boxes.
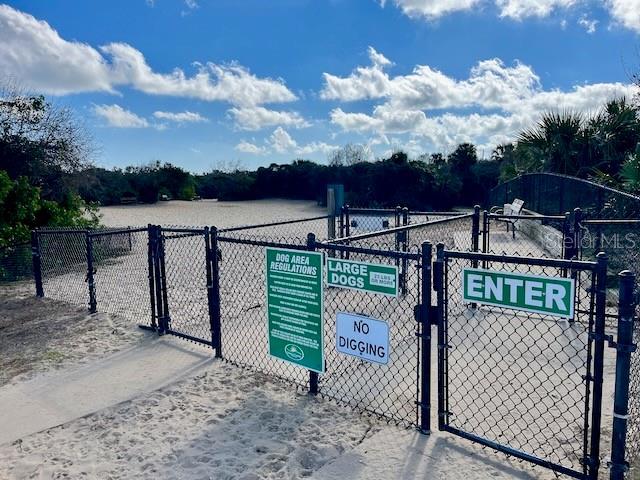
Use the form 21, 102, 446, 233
158, 226, 170, 333
482, 210, 489, 269
572, 208, 582, 260
419, 242, 432, 434
610, 271, 637, 480
208, 227, 223, 358
344, 205, 350, 260
471, 205, 480, 255
588, 251, 608, 479
401, 207, 409, 295
307, 232, 319, 395
146, 224, 157, 330
31, 230, 44, 297
151, 226, 165, 333
434, 243, 446, 431
85, 231, 97, 314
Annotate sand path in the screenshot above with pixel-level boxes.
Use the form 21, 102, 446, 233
0, 336, 213, 446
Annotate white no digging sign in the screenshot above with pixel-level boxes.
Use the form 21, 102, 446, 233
336, 312, 389, 364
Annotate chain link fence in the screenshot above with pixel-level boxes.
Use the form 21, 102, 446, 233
0, 242, 32, 282
489, 172, 640, 219
438, 252, 604, 478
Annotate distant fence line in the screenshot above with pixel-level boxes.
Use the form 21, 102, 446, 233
489, 172, 640, 219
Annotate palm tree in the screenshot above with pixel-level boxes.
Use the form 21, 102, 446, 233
518, 111, 586, 176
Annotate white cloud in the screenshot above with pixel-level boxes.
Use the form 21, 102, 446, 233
235, 141, 267, 155
384, 0, 482, 19
382, 0, 640, 31
606, 0, 640, 33
0, 5, 297, 106
93, 104, 149, 128
495, 0, 576, 19
0, 4, 114, 95
269, 127, 298, 153
101, 43, 297, 106
228, 106, 310, 130
578, 14, 598, 33
234, 128, 338, 156
152, 110, 208, 122
322, 50, 543, 111
184, 0, 199, 9
326, 48, 635, 152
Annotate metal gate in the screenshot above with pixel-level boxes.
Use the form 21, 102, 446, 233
433, 246, 607, 479
149, 226, 221, 349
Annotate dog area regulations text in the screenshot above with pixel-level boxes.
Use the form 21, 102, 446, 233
462, 268, 575, 319
266, 248, 324, 373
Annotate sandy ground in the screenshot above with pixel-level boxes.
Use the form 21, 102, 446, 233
98, 199, 325, 229
0, 280, 631, 479
0, 283, 147, 387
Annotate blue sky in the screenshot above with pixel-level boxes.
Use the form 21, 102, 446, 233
1, 1, 638, 172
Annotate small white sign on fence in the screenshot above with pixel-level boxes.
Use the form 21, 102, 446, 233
336, 312, 389, 364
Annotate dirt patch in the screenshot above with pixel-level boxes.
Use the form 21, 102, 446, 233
0, 282, 148, 387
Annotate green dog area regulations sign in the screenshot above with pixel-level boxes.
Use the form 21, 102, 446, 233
327, 258, 398, 297
266, 248, 324, 373
462, 268, 575, 319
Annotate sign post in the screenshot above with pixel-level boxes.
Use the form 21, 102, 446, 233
327, 258, 398, 297
266, 247, 324, 373
462, 268, 575, 319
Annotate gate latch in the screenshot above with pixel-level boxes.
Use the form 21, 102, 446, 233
413, 304, 439, 325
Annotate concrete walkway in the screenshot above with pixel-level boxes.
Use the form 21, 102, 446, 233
0, 336, 214, 446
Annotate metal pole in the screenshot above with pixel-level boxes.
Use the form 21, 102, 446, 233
86, 231, 97, 314
434, 243, 446, 431
419, 242, 432, 433
152, 226, 165, 334
588, 252, 608, 479
344, 204, 350, 260
482, 210, 489, 269
610, 271, 636, 480
31, 230, 44, 297
471, 205, 480, 256
401, 207, 409, 296
157, 226, 170, 334
146, 224, 157, 330
307, 232, 319, 395
571, 208, 582, 283
209, 227, 222, 358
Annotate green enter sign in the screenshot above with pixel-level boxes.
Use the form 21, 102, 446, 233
327, 258, 399, 297
266, 248, 324, 373
462, 268, 575, 319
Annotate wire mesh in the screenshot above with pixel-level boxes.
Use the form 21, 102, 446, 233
218, 235, 310, 387
627, 317, 640, 467
91, 228, 152, 326
161, 228, 211, 345
0, 242, 32, 282
318, 246, 420, 426
485, 216, 565, 259
489, 172, 640, 219
39, 229, 89, 308
441, 255, 596, 476
220, 216, 334, 242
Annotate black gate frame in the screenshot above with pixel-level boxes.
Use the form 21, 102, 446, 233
144, 225, 222, 352
433, 245, 607, 479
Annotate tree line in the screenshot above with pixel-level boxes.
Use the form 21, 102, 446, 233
1, 78, 639, 247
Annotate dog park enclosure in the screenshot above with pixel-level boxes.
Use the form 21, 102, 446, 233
17, 204, 640, 480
